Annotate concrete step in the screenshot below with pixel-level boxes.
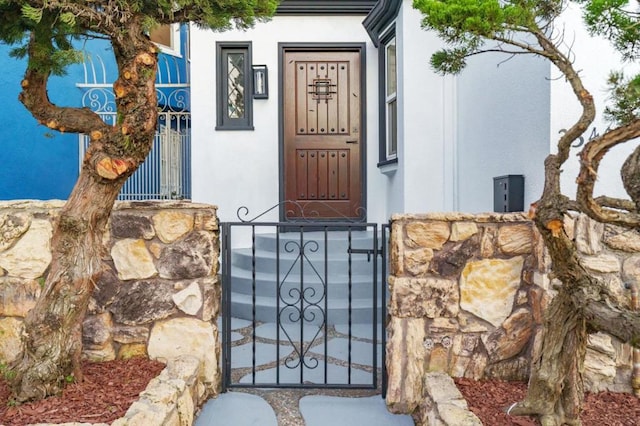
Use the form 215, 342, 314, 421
252, 230, 381, 253
227, 230, 385, 325
231, 248, 379, 275
230, 293, 383, 325
229, 268, 380, 299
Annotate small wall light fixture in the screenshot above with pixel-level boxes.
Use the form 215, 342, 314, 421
252, 65, 268, 99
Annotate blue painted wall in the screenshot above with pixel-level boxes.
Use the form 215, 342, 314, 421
0, 43, 82, 200
0, 26, 190, 201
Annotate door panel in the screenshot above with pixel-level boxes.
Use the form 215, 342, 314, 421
283, 50, 362, 219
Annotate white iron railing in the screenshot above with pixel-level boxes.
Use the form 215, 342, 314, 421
76, 52, 191, 200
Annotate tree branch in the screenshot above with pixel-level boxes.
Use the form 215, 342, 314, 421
575, 120, 640, 226
20, 33, 107, 135
594, 196, 637, 212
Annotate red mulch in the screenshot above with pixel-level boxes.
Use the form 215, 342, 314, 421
456, 377, 640, 426
0, 357, 164, 426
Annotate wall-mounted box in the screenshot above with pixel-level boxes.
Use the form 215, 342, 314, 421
493, 175, 524, 212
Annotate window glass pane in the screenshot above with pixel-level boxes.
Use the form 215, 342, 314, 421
387, 99, 397, 156
227, 53, 245, 119
386, 39, 397, 97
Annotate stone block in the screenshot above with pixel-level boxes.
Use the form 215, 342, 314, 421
118, 343, 148, 359
111, 239, 157, 280
194, 211, 219, 232
485, 308, 533, 362
580, 254, 621, 274
585, 346, 617, 392
82, 344, 116, 362
423, 372, 467, 406
0, 219, 52, 279
111, 214, 155, 240
172, 282, 203, 316
158, 231, 215, 280
140, 379, 179, 405
110, 280, 177, 325
497, 224, 533, 255
153, 211, 194, 243
439, 403, 483, 426
404, 248, 433, 276
430, 237, 480, 278
450, 222, 478, 242
91, 268, 122, 312
201, 277, 221, 322
176, 387, 194, 426
389, 277, 459, 318
0, 277, 41, 317
385, 317, 426, 415
405, 221, 450, 250
604, 225, 640, 252
622, 254, 640, 286
117, 400, 172, 426
480, 226, 497, 258
112, 325, 150, 344
0, 317, 23, 364
575, 214, 603, 255
148, 318, 219, 387
460, 257, 524, 327
0, 212, 31, 252
390, 221, 404, 276
82, 312, 113, 346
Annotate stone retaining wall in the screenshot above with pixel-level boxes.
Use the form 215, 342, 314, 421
416, 372, 481, 426
386, 212, 637, 418
29, 355, 206, 426
0, 200, 221, 398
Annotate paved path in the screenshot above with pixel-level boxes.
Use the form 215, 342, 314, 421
194, 318, 414, 425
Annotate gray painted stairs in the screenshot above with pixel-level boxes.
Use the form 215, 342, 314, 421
228, 231, 384, 324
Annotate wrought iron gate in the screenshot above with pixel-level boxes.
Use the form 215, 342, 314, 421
220, 205, 387, 392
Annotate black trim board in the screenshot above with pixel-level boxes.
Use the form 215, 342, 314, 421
362, 0, 401, 46
277, 0, 376, 14
278, 43, 368, 222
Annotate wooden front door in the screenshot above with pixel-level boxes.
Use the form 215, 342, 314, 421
283, 49, 363, 220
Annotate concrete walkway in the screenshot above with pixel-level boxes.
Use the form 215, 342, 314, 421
194, 318, 414, 425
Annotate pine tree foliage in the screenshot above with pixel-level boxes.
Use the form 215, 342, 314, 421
0, 1, 278, 75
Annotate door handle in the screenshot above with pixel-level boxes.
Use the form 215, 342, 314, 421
346, 140, 358, 144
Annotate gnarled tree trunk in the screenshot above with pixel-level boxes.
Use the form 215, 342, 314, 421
511, 208, 640, 425
9, 23, 158, 403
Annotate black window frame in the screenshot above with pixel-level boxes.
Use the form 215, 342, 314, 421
378, 28, 398, 167
216, 42, 254, 131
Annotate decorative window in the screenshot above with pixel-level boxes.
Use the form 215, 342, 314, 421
216, 42, 254, 130
150, 24, 181, 57
379, 31, 397, 165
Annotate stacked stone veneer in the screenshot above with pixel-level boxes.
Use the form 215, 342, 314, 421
0, 200, 221, 404
386, 212, 638, 419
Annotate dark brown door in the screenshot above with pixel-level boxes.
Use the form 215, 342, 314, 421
283, 50, 363, 219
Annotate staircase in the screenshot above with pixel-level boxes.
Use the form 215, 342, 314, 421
226, 230, 384, 325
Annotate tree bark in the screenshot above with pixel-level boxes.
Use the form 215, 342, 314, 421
9, 22, 158, 403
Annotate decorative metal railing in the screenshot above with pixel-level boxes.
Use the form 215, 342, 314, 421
220, 203, 387, 391
76, 53, 191, 200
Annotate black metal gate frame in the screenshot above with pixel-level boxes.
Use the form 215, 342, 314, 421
220, 206, 389, 394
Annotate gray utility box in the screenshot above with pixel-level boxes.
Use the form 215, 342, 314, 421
493, 175, 524, 212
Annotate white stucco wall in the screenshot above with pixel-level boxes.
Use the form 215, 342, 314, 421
190, 16, 384, 223
394, 2, 549, 215
550, 3, 639, 200
455, 49, 550, 213
396, 5, 455, 213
